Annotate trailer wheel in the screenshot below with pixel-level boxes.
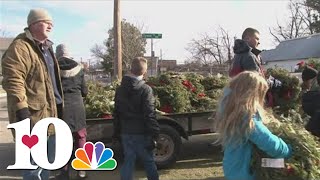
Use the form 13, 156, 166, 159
154, 124, 182, 168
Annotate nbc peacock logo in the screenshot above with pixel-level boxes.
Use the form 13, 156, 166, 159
71, 141, 117, 170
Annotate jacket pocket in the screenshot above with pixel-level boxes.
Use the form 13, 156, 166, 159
28, 103, 47, 127
28, 62, 45, 82
28, 102, 46, 111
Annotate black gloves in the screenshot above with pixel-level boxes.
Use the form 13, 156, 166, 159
152, 133, 159, 141
112, 133, 121, 143
16, 107, 31, 122
145, 134, 159, 150
146, 138, 158, 151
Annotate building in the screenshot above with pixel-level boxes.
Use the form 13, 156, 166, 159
174, 63, 229, 76
144, 56, 159, 76
0, 37, 14, 75
144, 56, 177, 76
159, 59, 177, 72
0, 37, 14, 59
261, 33, 320, 72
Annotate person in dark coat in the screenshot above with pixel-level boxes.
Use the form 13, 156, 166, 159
113, 57, 160, 180
229, 27, 282, 107
55, 44, 88, 180
229, 27, 263, 78
301, 65, 318, 93
302, 71, 320, 138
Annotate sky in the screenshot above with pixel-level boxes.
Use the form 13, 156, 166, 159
1, 0, 291, 64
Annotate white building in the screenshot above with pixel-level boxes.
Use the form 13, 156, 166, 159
261, 33, 320, 72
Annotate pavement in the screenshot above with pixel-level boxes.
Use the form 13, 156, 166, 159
0, 95, 19, 179
0, 95, 12, 144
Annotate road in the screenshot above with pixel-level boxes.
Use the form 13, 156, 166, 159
0, 96, 19, 179
0, 96, 223, 180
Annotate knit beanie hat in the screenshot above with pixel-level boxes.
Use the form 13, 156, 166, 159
302, 66, 318, 81
56, 44, 71, 60
27, 8, 52, 26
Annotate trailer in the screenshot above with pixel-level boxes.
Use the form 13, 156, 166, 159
86, 111, 215, 168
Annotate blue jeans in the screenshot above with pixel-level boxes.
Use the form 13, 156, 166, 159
120, 134, 159, 180
23, 135, 55, 180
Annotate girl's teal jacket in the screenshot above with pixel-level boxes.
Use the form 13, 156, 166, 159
218, 88, 292, 180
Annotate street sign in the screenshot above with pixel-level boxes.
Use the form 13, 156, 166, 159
142, 33, 162, 39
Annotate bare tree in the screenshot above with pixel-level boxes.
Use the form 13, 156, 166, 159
91, 44, 106, 60
220, 27, 233, 65
187, 35, 216, 65
300, 0, 315, 34
0, 28, 10, 37
186, 27, 234, 65
269, 0, 315, 43
305, 0, 320, 33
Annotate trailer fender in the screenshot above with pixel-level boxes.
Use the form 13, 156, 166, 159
157, 116, 188, 140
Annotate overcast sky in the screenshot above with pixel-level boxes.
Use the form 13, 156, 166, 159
1, 0, 291, 64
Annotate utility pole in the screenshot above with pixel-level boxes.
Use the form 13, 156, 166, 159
142, 33, 162, 77
114, 0, 122, 80
155, 45, 159, 75
159, 49, 162, 75
151, 38, 154, 76
88, 58, 92, 80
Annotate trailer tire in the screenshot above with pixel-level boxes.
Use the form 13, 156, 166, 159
154, 124, 182, 169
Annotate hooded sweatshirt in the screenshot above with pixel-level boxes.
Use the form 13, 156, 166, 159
113, 75, 160, 138
229, 39, 263, 77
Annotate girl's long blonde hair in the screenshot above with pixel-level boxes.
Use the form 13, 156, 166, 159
214, 71, 269, 147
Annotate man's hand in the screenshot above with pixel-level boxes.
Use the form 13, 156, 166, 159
145, 135, 159, 150
146, 138, 157, 150
112, 133, 121, 145
16, 107, 31, 122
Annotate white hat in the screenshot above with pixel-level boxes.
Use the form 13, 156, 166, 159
27, 8, 53, 26
55, 44, 71, 60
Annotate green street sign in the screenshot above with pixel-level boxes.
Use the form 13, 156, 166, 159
142, 33, 162, 39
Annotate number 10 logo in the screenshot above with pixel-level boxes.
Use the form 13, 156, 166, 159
7, 118, 73, 170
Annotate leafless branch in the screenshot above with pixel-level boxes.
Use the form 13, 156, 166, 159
269, 0, 315, 43
186, 26, 234, 66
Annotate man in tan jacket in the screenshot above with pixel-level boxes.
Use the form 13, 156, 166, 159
1, 8, 63, 180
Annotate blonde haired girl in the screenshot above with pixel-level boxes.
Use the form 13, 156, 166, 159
214, 71, 292, 180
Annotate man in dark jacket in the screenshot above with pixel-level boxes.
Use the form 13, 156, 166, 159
229, 27, 282, 107
113, 57, 160, 180
229, 27, 263, 77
